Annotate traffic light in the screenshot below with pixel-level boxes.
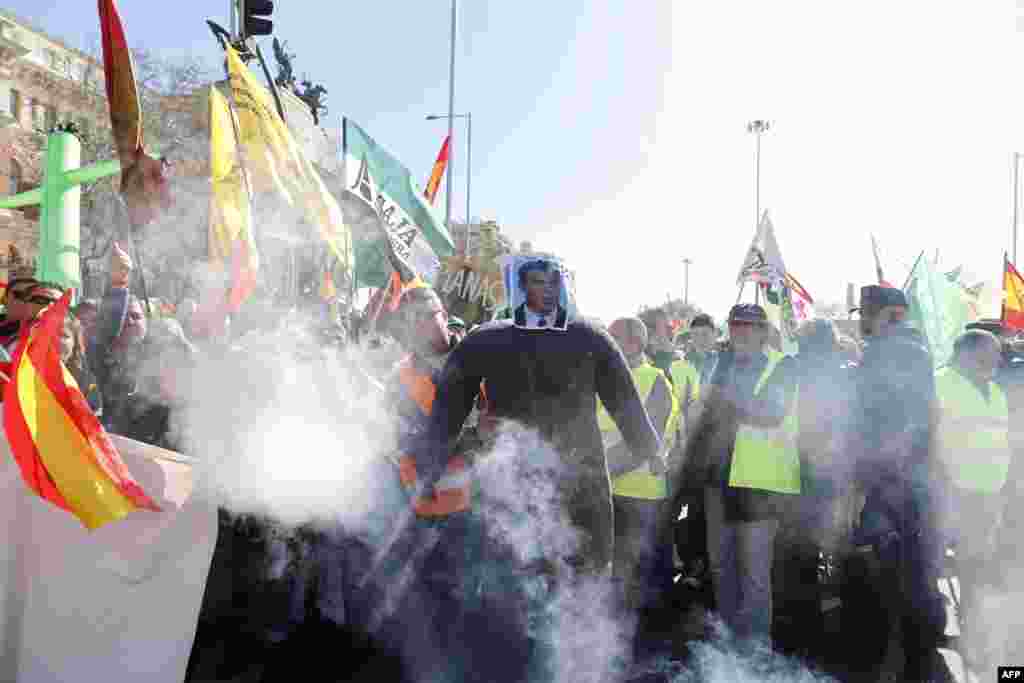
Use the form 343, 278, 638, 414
240, 0, 273, 40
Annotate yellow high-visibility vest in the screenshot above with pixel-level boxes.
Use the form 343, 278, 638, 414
669, 359, 699, 439
936, 367, 1011, 494
727, 356, 801, 495
597, 363, 677, 499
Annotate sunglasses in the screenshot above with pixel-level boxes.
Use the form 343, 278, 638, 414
6, 287, 36, 303
27, 296, 58, 307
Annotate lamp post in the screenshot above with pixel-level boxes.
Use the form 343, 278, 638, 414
445, 0, 457, 232
682, 257, 692, 306
1014, 152, 1021, 264
427, 112, 472, 255
746, 120, 771, 230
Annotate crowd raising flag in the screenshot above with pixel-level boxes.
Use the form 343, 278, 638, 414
224, 45, 353, 275
208, 86, 258, 312
3, 291, 159, 530
1003, 254, 1024, 330
98, 0, 171, 228
424, 135, 450, 205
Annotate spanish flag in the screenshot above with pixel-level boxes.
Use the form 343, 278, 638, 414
1003, 255, 1024, 330
3, 291, 160, 529
424, 135, 450, 205
209, 85, 258, 312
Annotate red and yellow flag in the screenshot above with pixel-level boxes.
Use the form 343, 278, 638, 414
3, 291, 160, 529
1003, 255, 1024, 330
98, 0, 171, 228
424, 135, 450, 205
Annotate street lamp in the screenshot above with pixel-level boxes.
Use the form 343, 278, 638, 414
427, 112, 472, 255
746, 120, 771, 229
682, 258, 692, 306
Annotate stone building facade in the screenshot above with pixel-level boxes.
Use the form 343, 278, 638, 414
0, 9, 107, 273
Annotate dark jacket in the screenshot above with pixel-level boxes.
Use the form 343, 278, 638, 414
852, 324, 941, 542
91, 286, 135, 428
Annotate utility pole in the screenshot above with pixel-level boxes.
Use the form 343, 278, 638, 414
1014, 152, 1021, 265
747, 120, 771, 232
682, 258, 692, 306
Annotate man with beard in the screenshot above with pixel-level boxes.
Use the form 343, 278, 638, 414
415, 257, 660, 682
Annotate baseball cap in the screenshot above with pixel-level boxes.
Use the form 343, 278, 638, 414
728, 304, 768, 324
850, 285, 908, 313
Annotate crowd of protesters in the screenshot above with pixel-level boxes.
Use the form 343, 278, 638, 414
7, 244, 1024, 683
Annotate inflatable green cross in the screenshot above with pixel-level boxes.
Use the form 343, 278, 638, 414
0, 132, 122, 293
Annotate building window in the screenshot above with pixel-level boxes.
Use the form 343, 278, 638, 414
9, 89, 20, 121
9, 159, 21, 196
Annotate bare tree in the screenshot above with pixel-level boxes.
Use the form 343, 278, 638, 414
30, 47, 216, 299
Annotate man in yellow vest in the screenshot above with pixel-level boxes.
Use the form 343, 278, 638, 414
600, 318, 676, 616
682, 303, 798, 647
937, 329, 1010, 671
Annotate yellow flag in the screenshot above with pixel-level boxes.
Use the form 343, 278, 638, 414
209, 86, 258, 308
224, 45, 352, 273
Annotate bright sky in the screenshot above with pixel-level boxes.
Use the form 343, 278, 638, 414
9, 0, 1024, 324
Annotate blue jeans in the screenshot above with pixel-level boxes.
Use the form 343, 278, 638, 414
704, 486, 779, 643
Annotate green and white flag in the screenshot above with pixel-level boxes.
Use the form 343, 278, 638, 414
905, 255, 969, 369
342, 118, 455, 288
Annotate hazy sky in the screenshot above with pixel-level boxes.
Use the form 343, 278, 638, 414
8, 1, 1024, 323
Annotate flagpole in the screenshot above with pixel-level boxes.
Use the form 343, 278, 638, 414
445, 0, 457, 234
1014, 152, 1020, 265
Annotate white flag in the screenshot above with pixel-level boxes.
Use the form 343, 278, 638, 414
737, 211, 787, 286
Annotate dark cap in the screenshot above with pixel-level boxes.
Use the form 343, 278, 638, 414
965, 318, 1006, 336
690, 313, 714, 329
728, 304, 768, 324
851, 285, 908, 313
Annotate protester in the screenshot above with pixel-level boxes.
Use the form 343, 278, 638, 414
686, 313, 720, 387
936, 329, 1010, 671
61, 312, 103, 416
113, 317, 196, 450
773, 319, 854, 661
91, 242, 151, 430
601, 317, 675, 629
73, 298, 100, 347
0, 262, 39, 350
680, 303, 799, 650
642, 307, 681, 378
842, 285, 951, 683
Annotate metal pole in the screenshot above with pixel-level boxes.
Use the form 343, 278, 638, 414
445, 0, 457, 235
230, 0, 237, 39
466, 112, 472, 257
1014, 152, 1020, 265
755, 131, 761, 229
683, 258, 692, 305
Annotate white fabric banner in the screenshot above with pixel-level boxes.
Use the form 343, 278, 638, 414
0, 432, 217, 683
